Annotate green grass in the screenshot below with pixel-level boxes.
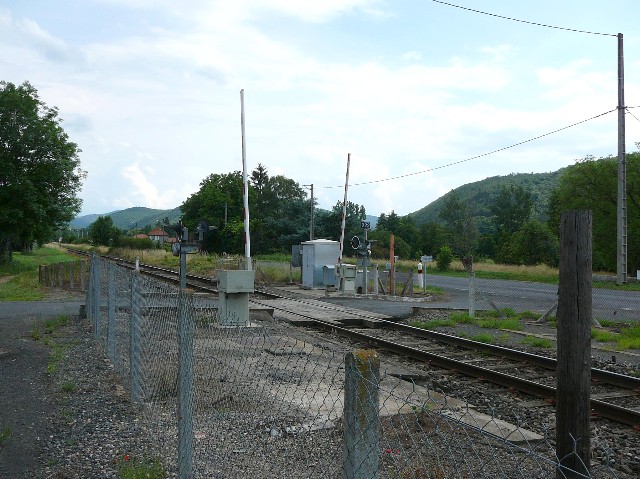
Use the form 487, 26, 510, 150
61, 381, 77, 393
409, 318, 457, 329
47, 342, 69, 375
0, 246, 78, 301
476, 318, 524, 331
0, 427, 11, 445
448, 311, 477, 324
591, 329, 620, 343
616, 325, 640, 350
591, 325, 640, 351
119, 456, 165, 479
470, 333, 497, 344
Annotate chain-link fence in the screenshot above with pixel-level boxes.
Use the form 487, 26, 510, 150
85, 254, 621, 478
467, 274, 640, 324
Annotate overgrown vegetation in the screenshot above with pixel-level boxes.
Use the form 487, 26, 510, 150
118, 455, 165, 479
0, 427, 11, 445
410, 309, 525, 331
592, 325, 640, 351
0, 247, 77, 300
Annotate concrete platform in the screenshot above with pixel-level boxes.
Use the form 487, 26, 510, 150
251, 296, 391, 328
196, 328, 543, 445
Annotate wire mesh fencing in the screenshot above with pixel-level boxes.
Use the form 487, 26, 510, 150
459, 274, 640, 325
84, 255, 622, 478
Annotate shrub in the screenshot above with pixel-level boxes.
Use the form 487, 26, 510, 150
435, 245, 453, 271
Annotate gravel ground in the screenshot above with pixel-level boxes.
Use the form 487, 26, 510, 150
1, 291, 639, 478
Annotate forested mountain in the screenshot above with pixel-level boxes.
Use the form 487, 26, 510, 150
70, 206, 182, 230
408, 170, 565, 230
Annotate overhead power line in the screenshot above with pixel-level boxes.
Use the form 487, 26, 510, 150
431, 0, 617, 37
318, 108, 618, 189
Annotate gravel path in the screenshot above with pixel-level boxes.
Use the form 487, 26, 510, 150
0, 297, 150, 479
0, 308, 56, 478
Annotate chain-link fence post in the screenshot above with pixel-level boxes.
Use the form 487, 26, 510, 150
469, 272, 476, 317
107, 262, 116, 363
80, 259, 86, 292
343, 349, 380, 479
178, 288, 194, 478
130, 271, 143, 403
84, 256, 93, 321
92, 255, 101, 339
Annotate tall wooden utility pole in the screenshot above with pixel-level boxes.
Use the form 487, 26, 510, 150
617, 33, 627, 284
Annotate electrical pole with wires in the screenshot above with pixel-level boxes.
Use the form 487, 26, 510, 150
617, 32, 627, 284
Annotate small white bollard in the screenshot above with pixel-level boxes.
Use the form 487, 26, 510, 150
417, 262, 424, 289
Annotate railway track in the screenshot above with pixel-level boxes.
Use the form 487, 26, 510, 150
66, 248, 640, 429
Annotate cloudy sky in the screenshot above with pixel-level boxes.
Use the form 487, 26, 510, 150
2, 0, 640, 219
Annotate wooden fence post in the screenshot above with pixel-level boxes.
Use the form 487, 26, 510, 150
80, 260, 86, 292
556, 210, 592, 478
70, 261, 75, 290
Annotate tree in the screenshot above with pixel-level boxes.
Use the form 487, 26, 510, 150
180, 171, 244, 253
88, 216, 121, 246
548, 153, 640, 272
181, 166, 310, 255
377, 211, 400, 233
508, 220, 558, 266
490, 185, 534, 236
490, 184, 534, 264
418, 222, 447, 257
438, 191, 478, 259
0, 81, 84, 263
314, 201, 366, 244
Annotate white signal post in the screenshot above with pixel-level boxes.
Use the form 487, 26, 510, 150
240, 89, 251, 271
337, 153, 351, 277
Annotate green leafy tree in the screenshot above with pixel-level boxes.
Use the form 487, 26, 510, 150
438, 191, 478, 259
500, 220, 558, 265
0, 81, 84, 263
490, 185, 534, 263
548, 153, 640, 272
367, 228, 411, 260
418, 222, 447, 257
490, 185, 534, 235
182, 166, 310, 255
436, 245, 454, 271
314, 201, 366, 244
181, 172, 244, 253
88, 216, 121, 246
377, 211, 400, 233
250, 169, 309, 253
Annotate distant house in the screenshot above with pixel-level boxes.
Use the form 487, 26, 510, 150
148, 227, 170, 245
134, 233, 149, 239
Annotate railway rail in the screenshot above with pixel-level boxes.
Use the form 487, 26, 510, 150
66, 248, 640, 429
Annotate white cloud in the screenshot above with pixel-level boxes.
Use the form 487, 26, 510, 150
121, 163, 180, 209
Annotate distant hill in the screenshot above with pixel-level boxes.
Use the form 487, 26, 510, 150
70, 206, 182, 230
408, 169, 565, 230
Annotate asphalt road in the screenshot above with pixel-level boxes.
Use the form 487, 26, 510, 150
424, 274, 640, 321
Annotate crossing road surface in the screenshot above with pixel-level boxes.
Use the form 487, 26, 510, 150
424, 275, 640, 322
